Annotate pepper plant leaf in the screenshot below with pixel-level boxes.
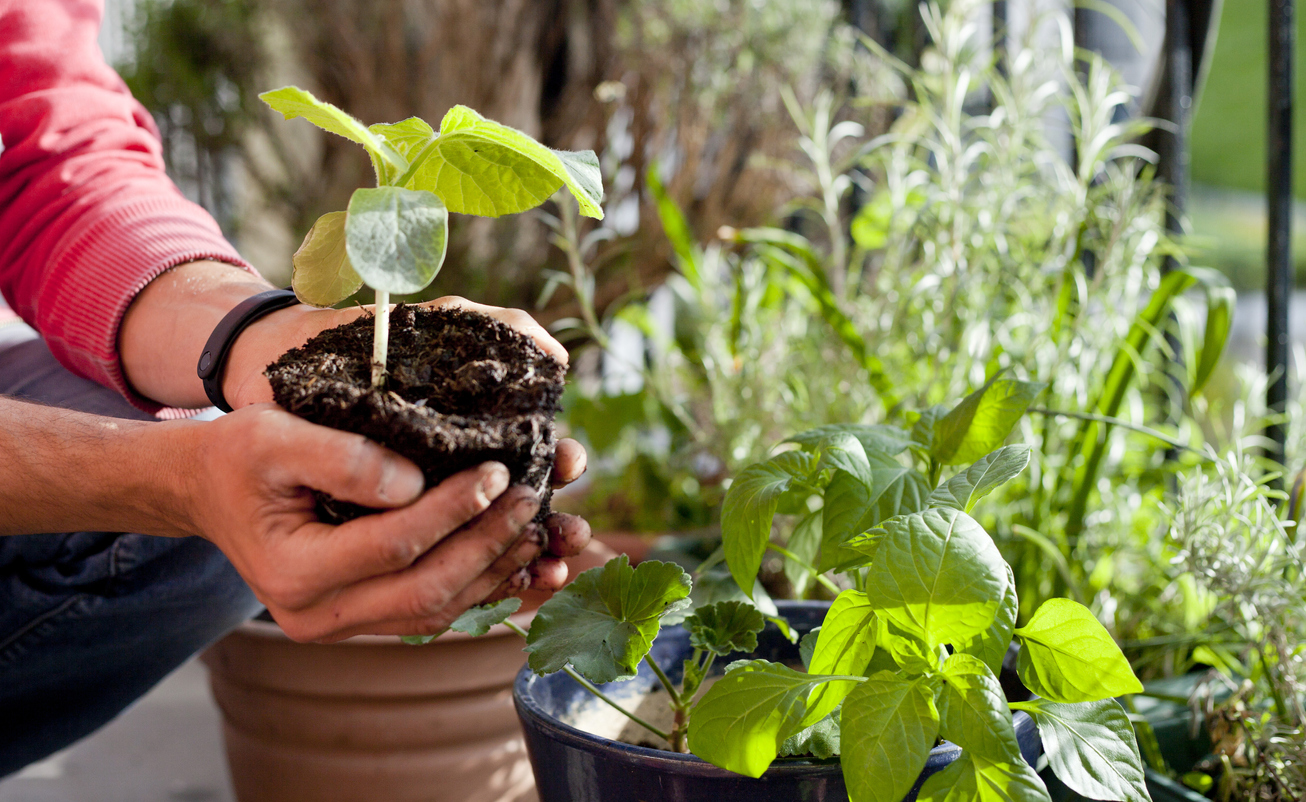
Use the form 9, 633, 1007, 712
524, 556, 691, 683
1014, 598, 1143, 703
345, 186, 449, 294
937, 653, 1023, 763
933, 378, 1045, 465
805, 590, 878, 726
684, 600, 766, 656
929, 445, 1032, 513
784, 512, 823, 597
722, 450, 818, 597
910, 404, 948, 455
406, 105, 604, 219
820, 453, 929, 571
956, 562, 1018, 674
840, 671, 940, 802
916, 753, 1052, 802
291, 211, 364, 307
862, 507, 1010, 649
1014, 698, 1149, 802
786, 424, 913, 457
688, 660, 860, 778
260, 86, 404, 172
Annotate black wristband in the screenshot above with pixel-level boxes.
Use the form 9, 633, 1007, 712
197, 289, 300, 412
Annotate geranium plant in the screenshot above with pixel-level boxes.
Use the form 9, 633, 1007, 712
259, 86, 603, 384
444, 377, 1155, 802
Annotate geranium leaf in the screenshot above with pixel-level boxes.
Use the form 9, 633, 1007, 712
291, 211, 364, 307
933, 378, 1045, 465
684, 600, 766, 656
722, 450, 818, 597
689, 660, 860, 777
524, 556, 691, 683
1016, 698, 1149, 802
345, 186, 448, 294
406, 105, 603, 218
930, 445, 1032, 513
917, 753, 1052, 802
1014, 599, 1143, 703
780, 706, 842, 758
260, 86, 404, 171
862, 507, 1009, 649
449, 596, 522, 637
840, 671, 940, 802
937, 653, 1023, 763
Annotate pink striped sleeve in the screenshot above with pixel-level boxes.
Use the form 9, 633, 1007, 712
0, 0, 255, 415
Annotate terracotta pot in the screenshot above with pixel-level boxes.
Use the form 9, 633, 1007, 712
202, 613, 538, 802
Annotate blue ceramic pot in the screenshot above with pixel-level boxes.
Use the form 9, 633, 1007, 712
514, 600, 1043, 802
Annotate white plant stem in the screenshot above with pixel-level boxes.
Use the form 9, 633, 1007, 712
372, 290, 390, 388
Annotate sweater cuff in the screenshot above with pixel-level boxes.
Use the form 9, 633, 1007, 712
34, 192, 258, 419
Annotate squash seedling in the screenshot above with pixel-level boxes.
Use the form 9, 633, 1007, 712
260, 86, 603, 386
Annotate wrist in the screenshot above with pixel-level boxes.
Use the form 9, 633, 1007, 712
222, 304, 352, 409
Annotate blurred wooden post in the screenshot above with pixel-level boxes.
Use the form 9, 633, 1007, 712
1267, 0, 1295, 468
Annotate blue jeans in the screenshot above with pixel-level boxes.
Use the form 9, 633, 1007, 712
0, 322, 262, 777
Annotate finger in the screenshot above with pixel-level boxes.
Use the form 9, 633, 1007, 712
528, 557, 569, 592
297, 487, 541, 639
425, 296, 569, 367
543, 512, 591, 558
552, 439, 587, 487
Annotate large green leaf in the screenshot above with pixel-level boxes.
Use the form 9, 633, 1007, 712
406, 105, 603, 219
787, 424, 913, 457
937, 654, 1023, 763
916, 754, 1052, 802
840, 671, 940, 802
933, 378, 1045, 465
688, 660, 860, 777
1014, 699, 1149, 802
684, 600, 766, 656
806, 591, 877, 725
1014, 599, 1143, 703
784, 512, 823, 597
956, 563, 1018, 674
260, 86, 403, 172
722, 450, 818, 597
524, 556, 691, 683
820, 454, 929, 571
344, 186, 448, 294
863, 507, 1010, 649
911, 405, 949, 456
291, 211, 363, 307
811, 432, 873, 482
929, 446, 1032, 513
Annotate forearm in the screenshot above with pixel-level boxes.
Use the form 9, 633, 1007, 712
0, 396, 194, 537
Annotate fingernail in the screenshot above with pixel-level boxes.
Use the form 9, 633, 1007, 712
511, 490, 541, 527
509, 566, 531, 592
379, 459, 424, 503
478, 462, 510, 505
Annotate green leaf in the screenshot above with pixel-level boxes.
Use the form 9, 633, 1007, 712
524, 556, 691, 683
929, 446, 1032, 513
667, 569, 777, 626
685, 600, 766, 656
1016, 698, 1149, 802
1193, 282, 1235, 396
840, 671, 940, 802
811, 432, 873, 482
875, 617, 940, 673
260, 86, 404, 172
291, 211, 364, 307
407, 105, 603, 219
345, 186, 449, 294
799, 628, 820, 670
1014, 598, 1143, 703
820, 454, 929, 571
956, 563, 1018, 674
688, 660, 860, 777
780, 707, 842, 758
784, 512, 823, 597
368, 117, 437, 184
722, 450, 818, 597
807, 591, 877, 725
449, 597, 523, 637
933, 378, 1045, 465
682, 657, 708, 699
916, 754, 1052, 802
863, 507, 1010, 649
911, 405, 948, 455
851, 190, 893, 250
787, 424, 913, 457
937, 654, 1023, 762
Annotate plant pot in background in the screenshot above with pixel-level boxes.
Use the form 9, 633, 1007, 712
514, 601, 1043, 802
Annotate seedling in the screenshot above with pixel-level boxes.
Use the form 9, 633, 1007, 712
260, 86, 603, 386
443, 376, 1154, 802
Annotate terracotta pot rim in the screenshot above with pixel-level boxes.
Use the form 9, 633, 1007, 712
232, 610, 536, 646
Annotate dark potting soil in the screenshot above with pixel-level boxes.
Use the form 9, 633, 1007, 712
266, 304, 565, 524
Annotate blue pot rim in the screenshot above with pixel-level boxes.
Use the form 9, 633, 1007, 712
512, 600, 1034, 780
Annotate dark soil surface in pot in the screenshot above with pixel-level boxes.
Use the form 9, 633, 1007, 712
267, 305, 565, 523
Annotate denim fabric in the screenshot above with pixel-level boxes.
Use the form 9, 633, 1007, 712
0, 322, 262, 776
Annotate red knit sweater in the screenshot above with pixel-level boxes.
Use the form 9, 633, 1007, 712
0, 0, 253, 414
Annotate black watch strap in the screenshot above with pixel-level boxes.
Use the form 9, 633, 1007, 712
197, 289, 300, 412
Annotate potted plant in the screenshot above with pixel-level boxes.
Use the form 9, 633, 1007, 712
448, 378, 1153, 801
202, 87, 603, 802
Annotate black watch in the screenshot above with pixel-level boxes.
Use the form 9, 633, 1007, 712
197, 289, 300, 412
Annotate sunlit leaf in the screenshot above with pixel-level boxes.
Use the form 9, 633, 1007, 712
291, 211, 363, 307
1017, 698, 1149, 802
841, 671, 940, 802
1014, 599, 1143, 703
344, 186, 448, 294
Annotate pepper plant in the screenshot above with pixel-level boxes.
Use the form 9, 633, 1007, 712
440, 377, 1154, 802
259, 86, 603, 385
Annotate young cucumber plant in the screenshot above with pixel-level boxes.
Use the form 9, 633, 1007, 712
436, 376, 1152, 802
259, 86, 603, 385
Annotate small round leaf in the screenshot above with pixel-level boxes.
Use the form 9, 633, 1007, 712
345, 186, 449, 295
